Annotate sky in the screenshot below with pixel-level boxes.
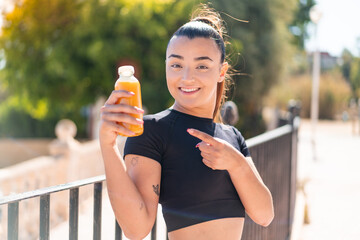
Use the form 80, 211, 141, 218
0, 0, 360, 57
305, 0, 360, 57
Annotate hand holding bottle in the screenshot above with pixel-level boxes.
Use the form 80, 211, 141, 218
99, 66, 144, 146
114, 66, 144, 137
99, 90, 144, 146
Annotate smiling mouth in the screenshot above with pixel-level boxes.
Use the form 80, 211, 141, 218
180, 87, 200, 93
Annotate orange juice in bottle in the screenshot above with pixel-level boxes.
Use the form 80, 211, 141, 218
115, 65, 143, 136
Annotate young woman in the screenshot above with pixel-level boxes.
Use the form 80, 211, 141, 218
99, 5, 274, 240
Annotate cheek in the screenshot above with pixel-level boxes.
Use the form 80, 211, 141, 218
166, 68, 181, 86
197, 70, 221, 84
166, 68, 174, 79
166, 71, 177, 96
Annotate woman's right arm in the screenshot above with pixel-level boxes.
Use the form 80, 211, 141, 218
99, 90, 161, 239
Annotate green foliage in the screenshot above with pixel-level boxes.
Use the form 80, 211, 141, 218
265, 72, 352, 119
0, 107, 58, 138
350, 57, 360, 98
289, 0, 316, 50
340, 49, 360, 99
0, 0, 199, 137
341, 49, 353, 82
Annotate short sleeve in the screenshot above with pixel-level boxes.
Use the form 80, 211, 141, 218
232, 127, 250, 157
123, 118, 164, 164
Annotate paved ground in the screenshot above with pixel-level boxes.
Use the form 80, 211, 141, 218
297, 119, 360, 240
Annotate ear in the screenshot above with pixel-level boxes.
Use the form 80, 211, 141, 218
218, 62, 229, 83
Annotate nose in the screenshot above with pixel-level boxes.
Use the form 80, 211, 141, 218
182, 67, 194, 82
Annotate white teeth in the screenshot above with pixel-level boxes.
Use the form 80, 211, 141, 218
181, 88, 199, 92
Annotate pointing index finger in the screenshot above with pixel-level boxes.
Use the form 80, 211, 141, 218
187, 128, 217, 145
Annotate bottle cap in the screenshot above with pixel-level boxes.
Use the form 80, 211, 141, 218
118, 65, 135, 77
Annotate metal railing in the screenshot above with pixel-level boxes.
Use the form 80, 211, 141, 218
242, 118, 299, 240
0, 118, 299, 240
0, 175, 160, 240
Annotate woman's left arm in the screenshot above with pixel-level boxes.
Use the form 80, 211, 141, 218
187, 128, 274, 227
227, 156, 274, 227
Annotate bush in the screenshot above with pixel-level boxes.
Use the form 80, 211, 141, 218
265, 71, 352, 119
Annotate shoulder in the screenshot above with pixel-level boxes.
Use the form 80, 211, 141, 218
127, 108, 180, 145
142, 109, 176, 131
215, 123, 240, 143
124, 109, 175, 163
144, 108, 178, 123
216, 123, 244, 139
216, 123, 250, 157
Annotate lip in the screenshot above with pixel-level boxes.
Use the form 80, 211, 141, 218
179, 87, 200, 94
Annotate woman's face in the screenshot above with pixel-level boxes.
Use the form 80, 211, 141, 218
165, 36, 228, 118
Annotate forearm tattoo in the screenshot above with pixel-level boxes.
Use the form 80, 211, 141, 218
152, 184, 160, 196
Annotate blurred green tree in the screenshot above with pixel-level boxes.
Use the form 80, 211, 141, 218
289, 0, 316, 50
341, 49, 353, 83
341, 49, 360, 99
0, 0, 199, 137
350, 58, 360, 99
210, 0, 297, 137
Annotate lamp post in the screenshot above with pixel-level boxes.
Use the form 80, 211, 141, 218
309, 5, 322, 161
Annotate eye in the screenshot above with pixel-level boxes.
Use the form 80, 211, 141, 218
170, 64, 182, 69
196, 65, 209, 70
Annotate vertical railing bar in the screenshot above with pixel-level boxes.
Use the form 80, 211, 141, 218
288, 132, 294, 239
289, 125, 298, 237
69, 188, 79, 240
151, 218, 157, 240
288, 130, 294, 237
8, 202, 19, 240
115, 220, 122, 240
93, 182, 103, 240
39, 194, 50, 240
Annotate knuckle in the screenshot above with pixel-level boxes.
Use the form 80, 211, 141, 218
214, 152, 221, 158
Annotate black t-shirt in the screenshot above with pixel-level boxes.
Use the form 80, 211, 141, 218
124, 109, 250, 232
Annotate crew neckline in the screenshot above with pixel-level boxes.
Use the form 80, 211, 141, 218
169, 108, 214, 123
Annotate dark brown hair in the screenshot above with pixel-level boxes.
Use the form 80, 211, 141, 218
169, 4, 233, 122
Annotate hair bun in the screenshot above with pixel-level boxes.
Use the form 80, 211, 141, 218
190, 4, 225, 38
192, 17, 217, 29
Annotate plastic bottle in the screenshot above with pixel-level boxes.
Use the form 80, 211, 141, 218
115, 65, 143, 137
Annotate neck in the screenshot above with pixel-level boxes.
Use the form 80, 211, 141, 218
172, 103, 215, 119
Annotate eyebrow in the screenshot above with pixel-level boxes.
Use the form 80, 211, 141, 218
167, 54, 213, 62
195, 56, 213, 62
168, 54, 183, 60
